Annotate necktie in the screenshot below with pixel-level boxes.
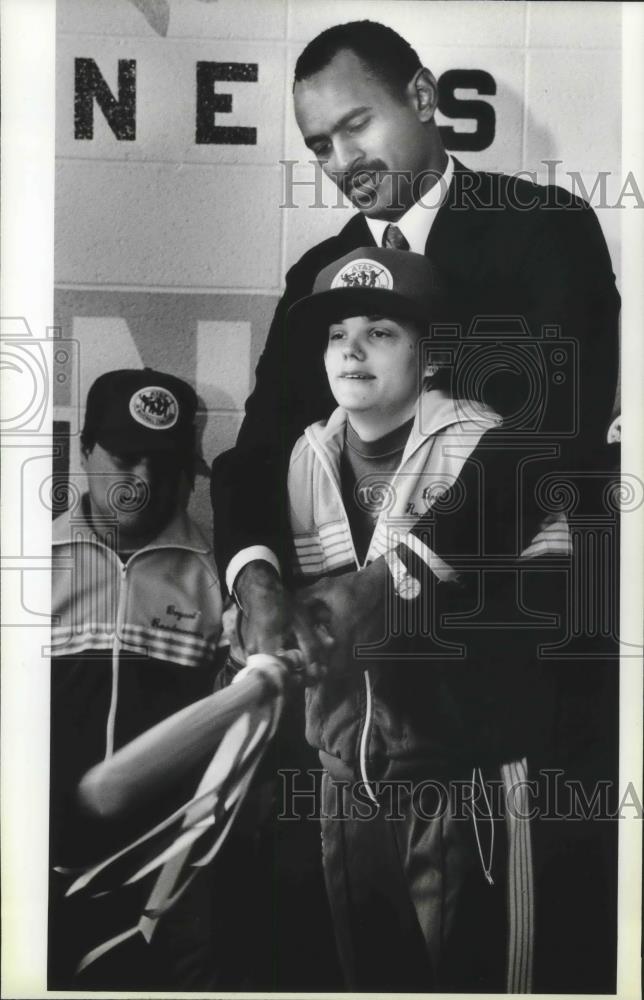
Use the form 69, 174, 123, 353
382, 223, 409, 251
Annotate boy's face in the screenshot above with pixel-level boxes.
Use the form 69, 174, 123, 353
324, 314, 422, 421
81, 443, 182, 546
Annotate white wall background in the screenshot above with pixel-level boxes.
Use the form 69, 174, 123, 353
54, 0, 623, 538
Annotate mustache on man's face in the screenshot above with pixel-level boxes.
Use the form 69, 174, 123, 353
337, 160, 389, 200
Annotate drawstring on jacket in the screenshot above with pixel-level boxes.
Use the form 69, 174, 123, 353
471, 767, 495, 885
359, 671, 379, 807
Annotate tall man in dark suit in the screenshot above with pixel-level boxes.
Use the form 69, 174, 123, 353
212, 20, 619, 662
210, 20, 620, 991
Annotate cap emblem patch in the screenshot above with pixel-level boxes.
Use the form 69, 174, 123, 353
129, 386, 179, 429
331, 258, 393, 291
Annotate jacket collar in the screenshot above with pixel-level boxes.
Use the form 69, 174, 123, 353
402, 389, 500, 463
427, 156, 492, 251
52, 499, 210, 555
306, 389, 499, 463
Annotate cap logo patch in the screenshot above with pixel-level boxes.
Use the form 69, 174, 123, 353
129, 386, 179, 429
331, 258, 393, 291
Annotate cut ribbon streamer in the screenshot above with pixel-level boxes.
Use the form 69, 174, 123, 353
73, 655, 289, 974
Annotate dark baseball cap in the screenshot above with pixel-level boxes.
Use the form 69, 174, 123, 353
82, 368, 198, 455
288, 247, 445, 336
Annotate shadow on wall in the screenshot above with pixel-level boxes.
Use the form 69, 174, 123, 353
125, 0, 222, 39
55, 288, 278, 432
509, 89, 554, 171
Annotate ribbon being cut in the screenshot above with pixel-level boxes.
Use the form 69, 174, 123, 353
62, 651, 300, 973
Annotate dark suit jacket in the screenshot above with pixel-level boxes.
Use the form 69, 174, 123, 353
211, 158, 620, 574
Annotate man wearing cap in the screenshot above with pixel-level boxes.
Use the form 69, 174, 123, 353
49, 368, 222, 989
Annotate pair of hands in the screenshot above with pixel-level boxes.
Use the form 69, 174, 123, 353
235, 559, 388, 684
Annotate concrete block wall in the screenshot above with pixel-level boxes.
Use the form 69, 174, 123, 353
55, 0, 622, 539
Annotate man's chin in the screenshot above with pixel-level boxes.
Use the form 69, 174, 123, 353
348, 188, 385, 216
347, 174, 410, 220
113, 510, 167, 544
348, 189, 406, 221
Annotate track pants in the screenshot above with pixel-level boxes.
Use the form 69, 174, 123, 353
320, 762, 534, 993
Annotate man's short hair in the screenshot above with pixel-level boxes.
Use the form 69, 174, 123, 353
293, 20, 423, 99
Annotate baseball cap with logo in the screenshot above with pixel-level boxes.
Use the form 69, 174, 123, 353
82, 368, 198, 455
287, 247, 445, 336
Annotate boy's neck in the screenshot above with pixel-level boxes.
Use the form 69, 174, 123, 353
83, 493, 173, 553
346, 403, 417, 443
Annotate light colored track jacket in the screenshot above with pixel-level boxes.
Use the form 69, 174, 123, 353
51, 501, 222, 864
287, 389, 571, 788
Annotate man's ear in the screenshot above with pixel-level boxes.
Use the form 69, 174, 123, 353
407, 67, 439, 123
80, 444, 91, 471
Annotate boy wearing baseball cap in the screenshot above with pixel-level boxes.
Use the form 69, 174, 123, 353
281, 249, 556, 991
49, 369, 223, 988
74, 367, 200, 550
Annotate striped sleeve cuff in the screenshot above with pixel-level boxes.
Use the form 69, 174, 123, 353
520, 513, 572, 559
384, 550, 421, 601
384, 531, 460, 600
225, 545, 281, 596
402, 531, 461, 583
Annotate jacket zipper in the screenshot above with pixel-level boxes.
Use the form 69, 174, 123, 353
304, 416, 460, 807
54, 522, 213, 761
304, 412, 470, 807
104, 561, 127, 759
304, 428, 379, 805
101, 544, 207, 761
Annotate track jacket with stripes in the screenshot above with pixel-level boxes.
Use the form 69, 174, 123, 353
50, 501, 222, 866
287, 389, 571, 788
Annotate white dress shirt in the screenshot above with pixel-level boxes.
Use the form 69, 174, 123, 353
365, 154, 454, 253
